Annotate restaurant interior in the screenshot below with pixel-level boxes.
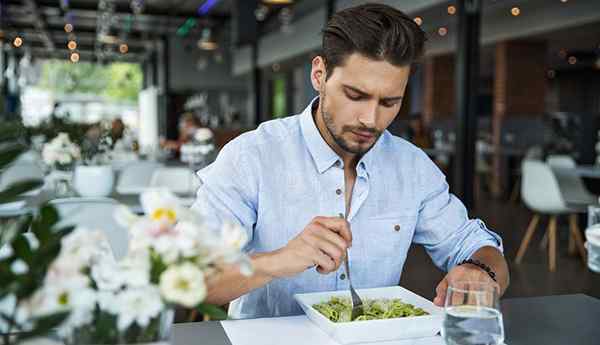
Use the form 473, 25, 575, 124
2, 0, 600, 344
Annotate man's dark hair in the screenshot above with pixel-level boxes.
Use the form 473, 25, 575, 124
322, 3, 427, 79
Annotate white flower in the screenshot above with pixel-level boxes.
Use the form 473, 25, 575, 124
118, 251, 150, 287
114, 205, 141, 228
11, 259, 29, 275
159, 262, 206, 308
42, 133, 80, 167
194, 128, 213, 142
91, 259, 123, 291
29, 277, 96, 336
60, 228, 114, 268
97, 291, 118, 314
114, 287, 163, 331
0, 243, 13, 260
141, 189, 198, 225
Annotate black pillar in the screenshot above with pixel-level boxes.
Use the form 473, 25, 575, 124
327, 0, 336, 21
252, 42, 262, 126
454, 0, 481, 210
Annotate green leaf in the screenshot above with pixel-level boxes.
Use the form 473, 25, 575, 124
12, 235, 33, 262
196, 304, 228, 321
0, 180, 44, 204
39, 205, 59, 228
0, 144, 25, 170
17, 311, 70, 340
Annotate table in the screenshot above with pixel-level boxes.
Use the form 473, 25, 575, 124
565, 165, 600, 179
171, 294, 600, 345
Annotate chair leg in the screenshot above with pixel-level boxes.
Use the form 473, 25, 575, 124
548, 216, 558, 272
515, 214, 540, 264
569, 214, 588, 265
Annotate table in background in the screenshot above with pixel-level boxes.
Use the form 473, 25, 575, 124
171, 294, 600, 345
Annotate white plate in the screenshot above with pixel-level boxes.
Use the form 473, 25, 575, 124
294, 286, 444, 344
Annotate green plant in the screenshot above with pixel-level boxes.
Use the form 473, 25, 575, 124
0, 126, 73, 345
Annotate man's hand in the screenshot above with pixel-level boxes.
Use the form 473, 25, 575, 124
268, 216, 352, 278
433, 263, 498, 307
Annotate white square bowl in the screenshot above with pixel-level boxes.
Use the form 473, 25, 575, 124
294, 286, 444, 344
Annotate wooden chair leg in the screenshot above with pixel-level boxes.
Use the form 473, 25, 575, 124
516, 214, 540, 263
569, 214, 588, 265
549, 216, 558, 272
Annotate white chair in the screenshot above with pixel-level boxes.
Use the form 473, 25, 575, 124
116, 161, 163, 195
0, 162, 44, 192
546, 154, 597, 207
150, 167, 201, 196
50, 198, 129, 260
516, 160, 587, 271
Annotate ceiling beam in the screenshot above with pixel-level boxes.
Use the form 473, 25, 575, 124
22, 0, 55, 51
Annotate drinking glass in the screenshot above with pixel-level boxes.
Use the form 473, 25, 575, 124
441, 281, 505, 345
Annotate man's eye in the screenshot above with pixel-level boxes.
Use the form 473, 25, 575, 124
381, 101, 399, 108
346, 93, 362, 101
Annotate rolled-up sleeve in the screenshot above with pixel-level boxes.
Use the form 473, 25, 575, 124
412, 152, 503, 272
191, 138, 258, 247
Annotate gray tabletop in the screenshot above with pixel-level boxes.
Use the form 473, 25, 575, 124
171, 294, 600, 345
569, 165, 600, 179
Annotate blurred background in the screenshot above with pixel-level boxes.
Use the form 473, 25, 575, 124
2, 0, 600, 303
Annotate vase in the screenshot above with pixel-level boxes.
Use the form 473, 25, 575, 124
47, 168, 74, 198
73, 165, 114, 198
67, 309, 174, 345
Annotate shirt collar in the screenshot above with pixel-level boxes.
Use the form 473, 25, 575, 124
300, 97, 340, 174
299, 97, 385, 175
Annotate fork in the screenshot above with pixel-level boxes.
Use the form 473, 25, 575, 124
339, 214, 364, 320
344, 249, 364, 320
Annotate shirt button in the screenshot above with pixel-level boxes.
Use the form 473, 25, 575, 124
336, 188, 342, 195
340, 273, 346, 280
394, 224, 401, 232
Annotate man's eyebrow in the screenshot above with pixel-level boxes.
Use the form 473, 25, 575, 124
342, 84, 403, 102
342, 84, 370, 97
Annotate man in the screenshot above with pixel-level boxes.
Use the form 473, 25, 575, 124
192, 3, 509, 319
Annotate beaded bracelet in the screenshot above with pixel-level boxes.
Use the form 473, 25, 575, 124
458, 259, 497, 282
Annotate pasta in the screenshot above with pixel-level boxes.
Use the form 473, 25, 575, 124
312, 296, 428, 322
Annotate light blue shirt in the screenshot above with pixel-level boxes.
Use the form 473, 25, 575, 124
192, 98, 503, 319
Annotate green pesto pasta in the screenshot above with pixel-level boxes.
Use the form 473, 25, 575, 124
312, 296, 429, 323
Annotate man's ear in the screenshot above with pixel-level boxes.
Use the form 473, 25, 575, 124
310, 56, 327, 92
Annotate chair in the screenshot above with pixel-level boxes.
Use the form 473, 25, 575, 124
0, 162, 44, 191
49, 197, 129, 260
509, 146, 543, 203
546, 154, 597, 206
515, 160, 587, 271
116, 161, 163, 195
149, 167, 201, 196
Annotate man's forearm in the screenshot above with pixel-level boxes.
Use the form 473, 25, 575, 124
470, 246, 510, 295
204, 252, 278, 306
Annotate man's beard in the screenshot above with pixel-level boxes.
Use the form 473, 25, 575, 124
320, 94, 381, 155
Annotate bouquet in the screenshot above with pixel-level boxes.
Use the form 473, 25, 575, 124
180, 128, 215, 166
25, 189, 252, 344
41, 133, 81, 171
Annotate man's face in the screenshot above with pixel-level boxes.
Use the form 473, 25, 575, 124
311, 53, 411, 155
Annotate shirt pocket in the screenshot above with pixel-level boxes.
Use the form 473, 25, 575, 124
357, 212, 417, 260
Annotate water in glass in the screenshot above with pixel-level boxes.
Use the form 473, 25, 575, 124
441, 281, 504, 345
